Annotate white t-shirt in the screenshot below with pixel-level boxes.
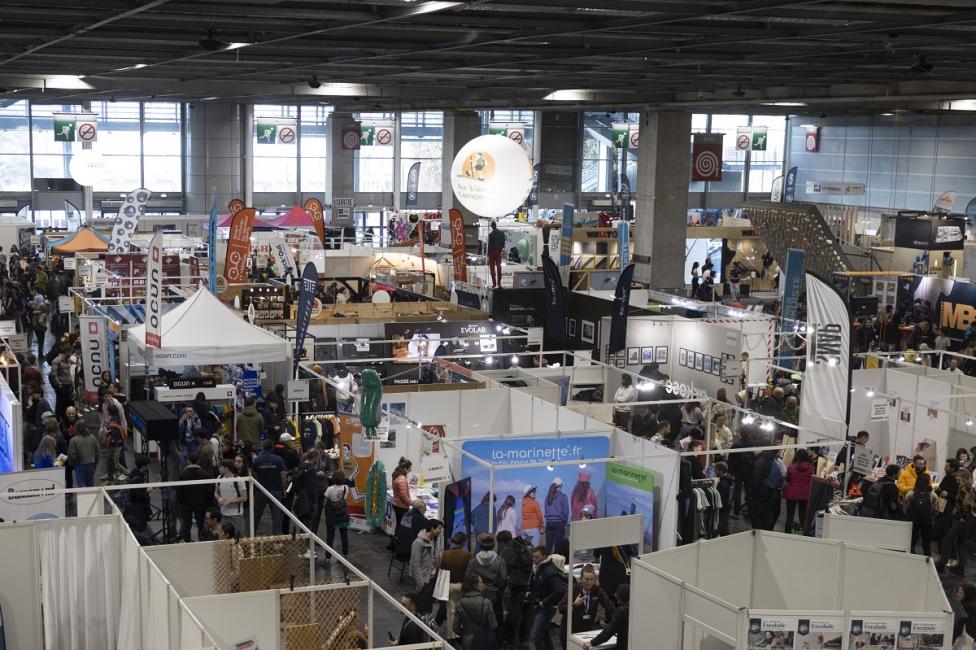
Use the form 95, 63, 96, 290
216, 479, 245, 517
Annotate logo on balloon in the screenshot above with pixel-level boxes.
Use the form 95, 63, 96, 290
457, 151, 495, 182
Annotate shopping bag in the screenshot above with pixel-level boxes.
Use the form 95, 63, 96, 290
951, 629, 972, 650
432, 569, 451, 602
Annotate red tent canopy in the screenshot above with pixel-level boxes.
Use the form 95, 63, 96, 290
267, 205, 313, 228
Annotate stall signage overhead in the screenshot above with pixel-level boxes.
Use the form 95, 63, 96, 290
611, 123, 640, 150
805, 181, 865, 195
54, 113, 98, 142
735, 126, 768, 151
488, 122, 526, 147
255, 117, 297, 145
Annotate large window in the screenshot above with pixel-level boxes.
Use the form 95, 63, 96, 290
253, 104, 298, 193
707, 114, 749, 193
354, 111, 395, 192
748, 115, 787, 194
92, 101, 142, 191
480, 109, 536, 162
581, 112, 638, 193
0, 101, 31, 191
31, 103, 83, 182
400, 111, 442, 193
300, 105, 330, 193
143, 102, 182, 192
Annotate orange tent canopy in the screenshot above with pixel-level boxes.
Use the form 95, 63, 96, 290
50, 228, 110, 254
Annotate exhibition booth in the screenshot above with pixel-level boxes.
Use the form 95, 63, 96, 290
631, 530, 953, 649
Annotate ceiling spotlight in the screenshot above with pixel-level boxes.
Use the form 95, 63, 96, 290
866, 389, 875, 398
511, 355, 519, 365
199, 28, 227, 52
732, 84, 746, 98
898, 355, 906, 362
910, 54, 933, 74
308, 76, 321, 89
967, 418, 974, 427
484, 355, 493, 365
742, 413, 755, 425
579, 458, 587, 469
496, 325, 503, 332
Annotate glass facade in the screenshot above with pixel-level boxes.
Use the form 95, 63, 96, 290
581, 112, 639, 193
252, 104, 298, 193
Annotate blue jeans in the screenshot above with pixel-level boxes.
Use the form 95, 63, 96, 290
521, 528, 540, 547
531, 606, 555, 650
253, 489, 283, 535
74, 463, 95, 488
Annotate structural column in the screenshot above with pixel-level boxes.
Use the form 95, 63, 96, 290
440, 110, 481, 245
537, 111, 582, 200
634, 110, 692, 290
184, 101, 243, 214
325, 111, 356, 224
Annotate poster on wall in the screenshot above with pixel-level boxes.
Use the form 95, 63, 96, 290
460, 436, 610, 543
605, 461, 655, 549
914, 276, 976, 339
0, 468, 66, 521
747, 612, 845, 649
337, 415, 373, 521
848, 617, 945, 650
443, 477, 473, 546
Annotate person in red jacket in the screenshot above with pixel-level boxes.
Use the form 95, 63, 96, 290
783, 449, 813, 533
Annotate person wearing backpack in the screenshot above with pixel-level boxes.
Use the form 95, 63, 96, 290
749, 448, 784, 531
937, 467, 976, 575
497, 530, 533, 647
465, 533, 508, 642
783, 449, 813, 533
456, 574, 497, 650
323, 469, 354, 562
907, 472, 936, 556
862, 465, 902, 519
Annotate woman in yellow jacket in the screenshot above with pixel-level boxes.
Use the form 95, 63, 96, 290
897, 456, 933, 496
520, 485, 544, 547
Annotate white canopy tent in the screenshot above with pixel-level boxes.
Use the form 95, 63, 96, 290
127, 288, 289, 365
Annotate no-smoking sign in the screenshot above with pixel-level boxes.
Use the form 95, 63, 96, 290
629, 129, 639, 149
278, 126, 295, 144
736, 133, 751, 150
375, 127, 393, 145
508, 130, 524, 146
77, 121, 97, 142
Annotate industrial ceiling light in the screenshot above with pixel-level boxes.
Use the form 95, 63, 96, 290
308, 76, 321, 89
910, 54, 933, 74
199, 28, 227, 52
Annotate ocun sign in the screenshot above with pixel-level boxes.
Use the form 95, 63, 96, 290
145, 232, 163, 348
80, 316, 108, 403
664, 379, 708, 400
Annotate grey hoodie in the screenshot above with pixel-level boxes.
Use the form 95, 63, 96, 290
465, 550, 508, 601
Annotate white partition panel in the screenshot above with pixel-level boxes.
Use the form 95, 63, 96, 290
530, 397, 559, 432
508, 389, 535, 433
841, 547, 932, 612
630, 559, 684, 650
556, 405, 588, 432
683, 586, 741, 644
752, 534, 841, 610
148, 562, 172, 650
0, 523, 41, 649
697, 533, 755, 606
459, 388, 511, 436
184, 591, 281, 650
408, 390, 462, 437
886, 368, 919, 457
641, 546, 700, 584
145, 542, 218, 598
179, 605, 208, 650
849, 368, 888, 452
821, 513, 911, 552
915, 375, 952, 458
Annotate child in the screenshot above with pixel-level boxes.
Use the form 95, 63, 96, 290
714, 462, 734, 536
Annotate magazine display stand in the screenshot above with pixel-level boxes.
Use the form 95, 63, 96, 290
631, 530, 953, 650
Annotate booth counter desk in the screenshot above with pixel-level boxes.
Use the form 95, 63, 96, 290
380, 484, 438, 536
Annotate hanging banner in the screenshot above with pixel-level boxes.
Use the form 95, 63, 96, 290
798, 272, 851, 441
53, 113, 76, 142
611, 123, 639, 150
294, 262, 318, 373
223, 208, 256, 284
781, 248, 805, 330
303, 198, 327, 247
784, 166, 798, 203
558, 203, 575, 282
608, 263, 635, 355
228, 198, 245, 216
64, 200, 82, 232
736, 127, 752, 150
448, 209, 467, 282
405, 162, 421, 207
270, 237, 297, 278
770, 175, 784, 202
255, 116, 296, 145
541, 250, 566, 343
145, 232, 163, 349
528, 163, 541, 207
75, 115, 98, 143
691, 133, 723, 181
79, 315, 108, 403
619, 175, 632, 220
108, 188, 151, 253
207, 188, 218, 294
617, 220, 630, 269
53, 113, 97, 142
805, 126, 820, 152
805, 181, 865, 196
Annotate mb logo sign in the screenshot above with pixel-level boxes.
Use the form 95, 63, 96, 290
811, 323, 843, 366
941, 302, 976, 331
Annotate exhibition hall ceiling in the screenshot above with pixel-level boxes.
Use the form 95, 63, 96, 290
2, 0, 976, 111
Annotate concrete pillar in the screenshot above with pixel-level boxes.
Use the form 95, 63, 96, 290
441, 110, 482, 245
634, 110, 692, 290
537, 111, 582, 199
325, 111, 356, 207
184, 101, 243, 214
241, 104, 254, 207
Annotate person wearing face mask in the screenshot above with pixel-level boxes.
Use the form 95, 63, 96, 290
559, 564, 615, 647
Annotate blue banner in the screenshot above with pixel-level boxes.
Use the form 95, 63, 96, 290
781, 248, 805, 332
528, 163, 541, 207
558, 203, 575, 277
542, 250, 566, 343
405, 162, 420, 207
617, 220, 630, 270
294, 262, 318, 374
608, 263, 635, 355
784, 166, 798, 203
207, 187, 218, 293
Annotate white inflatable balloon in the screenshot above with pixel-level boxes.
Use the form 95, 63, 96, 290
450, 134, 533, 218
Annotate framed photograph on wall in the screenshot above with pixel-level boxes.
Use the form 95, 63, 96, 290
694, 352, 704, 371
703, 356, 712, 374
581, 320, 595, 344
568, 319, 576, 338
712, 358, 721, 376
615, 358, 626, 368
655, 346, 668, 364
627, 348, 640, 365
679, 348, 688, 366
641, 347, 654, 364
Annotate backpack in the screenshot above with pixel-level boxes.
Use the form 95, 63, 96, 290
507, 540, 533, 587
862, 479, 887, 516
32, 309, 46, 332
908, 489, 934, 521
454, 597, 495, 648
764, 457, 787, 490
325, 485, 349, 523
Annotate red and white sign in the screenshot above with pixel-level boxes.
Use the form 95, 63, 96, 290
341, 123, 361, 150
508, 128, 525, 146
449, 208, 468, 282
805, 126, 820, 152
80, 316, 107, 403
691, 133, 724, 182
375, 126, 393, 146
145, 232, 163, 348
76, 120, 97, 142
224, 208, 256, 284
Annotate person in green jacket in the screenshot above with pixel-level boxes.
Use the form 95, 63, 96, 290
235, 396, 264, 452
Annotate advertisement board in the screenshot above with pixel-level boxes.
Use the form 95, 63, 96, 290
605, 461, 655, 549
0, 468, 65, 520
747, 612, 845, 649
337, 415, 373, 520
0, 373, 19, 473
79, 316, 108, 403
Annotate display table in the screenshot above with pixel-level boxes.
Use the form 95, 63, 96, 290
569, 629, 615, 649
818, 512, 912, 552
380, 486, 439, 536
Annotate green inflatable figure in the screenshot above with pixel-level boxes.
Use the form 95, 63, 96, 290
359, 368, 383, 438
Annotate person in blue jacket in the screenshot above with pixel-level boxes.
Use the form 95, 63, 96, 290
543, 477, 569, 553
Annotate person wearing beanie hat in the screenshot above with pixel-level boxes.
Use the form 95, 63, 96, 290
544, 477, 570, 553
583, 583, 630, 649
520, 486, 543, 547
